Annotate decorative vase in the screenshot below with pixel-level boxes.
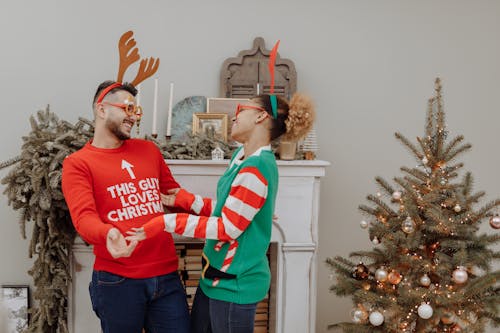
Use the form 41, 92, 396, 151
279, 140, 297, 160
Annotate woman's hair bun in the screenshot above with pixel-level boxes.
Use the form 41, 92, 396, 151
284, 93, 315, 141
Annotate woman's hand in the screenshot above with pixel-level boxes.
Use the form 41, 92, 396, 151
107, 228, 138, 258
161, 188, 180, 207
125, 227, 147, 242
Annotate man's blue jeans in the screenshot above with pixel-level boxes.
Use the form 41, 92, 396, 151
190, 287, 258, 333
89, 270, 190, 333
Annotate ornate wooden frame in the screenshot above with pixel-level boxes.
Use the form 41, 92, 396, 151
220, 37, 297, 99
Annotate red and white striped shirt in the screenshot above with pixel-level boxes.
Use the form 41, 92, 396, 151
143, 166, 268, 242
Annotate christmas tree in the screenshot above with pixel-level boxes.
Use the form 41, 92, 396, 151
326, 78, 500, 332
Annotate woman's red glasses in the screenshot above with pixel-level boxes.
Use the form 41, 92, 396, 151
235, 104, 267, 118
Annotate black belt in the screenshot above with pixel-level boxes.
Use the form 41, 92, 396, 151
201, 253, 236, 280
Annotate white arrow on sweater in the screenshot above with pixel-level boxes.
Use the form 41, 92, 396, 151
121, 160, 136, 179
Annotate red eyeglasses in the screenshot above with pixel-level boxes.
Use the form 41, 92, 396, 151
235, 104, 267, 118
101, 102, 143, 119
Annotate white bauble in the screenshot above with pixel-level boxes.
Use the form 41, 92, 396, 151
392, 191, 402, 200
375, 268, 388, 282
489, 215, 500, 229
419, 274, 431, 287
417, 303, 433, 319
401, 218, 416, 234
372, 237, 380, 245
369, 311, 384, 326
360, 220, 369, 229
350, 308, 368, 323
454, 204, 461, 212
452, 267, 468, 284
422, 156, 428, 165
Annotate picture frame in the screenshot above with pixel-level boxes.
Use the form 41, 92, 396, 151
192, 113, 228, 141
206, 97, 249, 140
1, 285, 30, 333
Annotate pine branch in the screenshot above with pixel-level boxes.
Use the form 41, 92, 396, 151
395, 132, 422, 160
366, 194, 398, 218
442, 135, 465, 158
445, 143, 473, 162
374, 176, 394, 195
470, 199, 500, 223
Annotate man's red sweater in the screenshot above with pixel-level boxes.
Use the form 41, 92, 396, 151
62, 139, 179, 278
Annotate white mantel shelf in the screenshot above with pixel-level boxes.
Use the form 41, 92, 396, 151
69, 159, 330, 333
166, 159, 330, 177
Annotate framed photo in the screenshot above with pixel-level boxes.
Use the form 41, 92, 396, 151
1, 285, 29, 333
207, 98, 249, 139
192, 113, 228, 141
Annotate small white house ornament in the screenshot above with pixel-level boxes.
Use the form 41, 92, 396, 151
211, 145, 224, 160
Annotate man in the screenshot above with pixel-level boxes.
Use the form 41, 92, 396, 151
62, 81, 189, 333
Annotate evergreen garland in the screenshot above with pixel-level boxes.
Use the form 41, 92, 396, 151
0, 106, 236, 332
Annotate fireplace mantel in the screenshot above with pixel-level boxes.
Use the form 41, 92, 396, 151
69, 159, 329, 333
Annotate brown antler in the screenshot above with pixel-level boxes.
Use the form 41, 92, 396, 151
117, 31, 140, 83
131, 57, 160, 87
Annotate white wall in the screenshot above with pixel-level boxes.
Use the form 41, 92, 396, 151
0, 1, 499, 332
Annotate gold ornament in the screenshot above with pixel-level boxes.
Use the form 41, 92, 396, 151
350, 305, 368, 323
441, 311, 455, 325
388, 270, 402, 284
362, 282, 371, 291
352, 263, 369, 280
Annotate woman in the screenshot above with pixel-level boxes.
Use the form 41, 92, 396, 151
127, 93, 315, 333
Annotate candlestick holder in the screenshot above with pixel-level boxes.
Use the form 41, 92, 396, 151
151, 133, 158, 139
165, 135, 172, 141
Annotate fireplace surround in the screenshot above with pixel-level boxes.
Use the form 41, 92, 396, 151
69, 159, 328, 333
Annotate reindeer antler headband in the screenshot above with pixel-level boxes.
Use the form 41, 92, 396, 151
96, 31, 160, 104
268, 40, 280, 119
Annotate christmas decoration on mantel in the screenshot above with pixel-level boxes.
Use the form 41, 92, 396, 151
0, 107, 234, 333
326, 78, 499, 332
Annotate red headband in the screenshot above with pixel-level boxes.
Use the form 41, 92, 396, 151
268, 40, 280, 94
96, 82, 123, 104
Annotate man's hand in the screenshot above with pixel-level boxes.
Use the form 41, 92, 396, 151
161, 188, 180, 207
125, 227, 147, 242
106, 228, 138, 258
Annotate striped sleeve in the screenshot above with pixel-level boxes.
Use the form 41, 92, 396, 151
174, 188, 215, 216
143, 166, 268, 241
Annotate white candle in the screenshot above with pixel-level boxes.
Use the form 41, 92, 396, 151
256, 83, 260, 95
166, 82, 174, 137
152, 78, 158, 135
136, 84, 141, 106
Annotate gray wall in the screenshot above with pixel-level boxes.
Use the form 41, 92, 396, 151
1, 1, 499, 332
